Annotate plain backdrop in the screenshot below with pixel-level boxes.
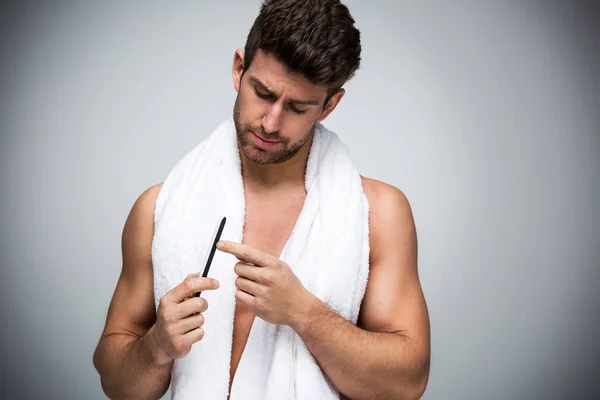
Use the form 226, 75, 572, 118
1, 1, 599, 399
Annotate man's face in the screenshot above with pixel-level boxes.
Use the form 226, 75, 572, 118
233, 50, 330, 165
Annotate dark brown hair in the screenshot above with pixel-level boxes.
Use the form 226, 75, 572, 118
243, 0, 361, 104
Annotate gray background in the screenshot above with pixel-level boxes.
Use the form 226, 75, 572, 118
1, 1, 599, 399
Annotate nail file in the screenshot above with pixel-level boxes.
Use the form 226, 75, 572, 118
194, 216, 227, 297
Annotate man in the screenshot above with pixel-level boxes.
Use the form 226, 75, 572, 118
93, 0, 430, 399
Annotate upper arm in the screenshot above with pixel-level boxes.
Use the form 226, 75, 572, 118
98, 183, 163, 340
358, 178, 430, 352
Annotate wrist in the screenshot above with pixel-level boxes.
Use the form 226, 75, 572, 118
290, 290, 323, 335
143, 325, 172, 367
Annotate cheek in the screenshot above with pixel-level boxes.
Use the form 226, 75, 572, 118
239, 91, 266, 121
281, 119, 314, 139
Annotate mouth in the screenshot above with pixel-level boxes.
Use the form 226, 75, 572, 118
251, 132, 280, 148
253, 133, 278, 143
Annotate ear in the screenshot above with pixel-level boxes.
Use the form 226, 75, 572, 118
232, 49, 245, 92
317, 88, 345, 122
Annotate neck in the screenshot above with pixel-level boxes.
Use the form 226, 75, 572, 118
238, 135, 313, 191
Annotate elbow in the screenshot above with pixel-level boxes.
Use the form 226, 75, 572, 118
98, 377, 120, 400
390, 375, 428, 400
404, 374, 429, 400
97, 374, 137, 400
398, 358, 430, 400
92, 346, 103, 376
92, 347, 119, 399
93, 345, 112, 386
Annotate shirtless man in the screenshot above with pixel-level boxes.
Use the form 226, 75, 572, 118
93, 1, 430, 399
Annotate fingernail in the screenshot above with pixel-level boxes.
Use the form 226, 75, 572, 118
213, 279, 220, 288
216, 241, 224, 249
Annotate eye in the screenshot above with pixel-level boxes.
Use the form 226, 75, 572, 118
255, 88, 271, 100
289, 104, 306, 114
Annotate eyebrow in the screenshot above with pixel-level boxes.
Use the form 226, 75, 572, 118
249, 76, 321, 106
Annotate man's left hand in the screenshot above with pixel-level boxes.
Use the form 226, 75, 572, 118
216, 240, 315, 327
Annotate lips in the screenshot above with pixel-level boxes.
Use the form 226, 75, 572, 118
250, 132, 282, 149
253, 133, 278, 143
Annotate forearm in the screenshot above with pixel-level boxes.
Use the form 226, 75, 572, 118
93, 327, 172, 400
293, 297, 428, 400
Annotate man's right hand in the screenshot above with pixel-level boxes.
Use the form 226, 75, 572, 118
148, 272, 220, 365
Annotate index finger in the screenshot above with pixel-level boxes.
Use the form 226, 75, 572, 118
166, 274, 220, 303
216, 241, 276, 268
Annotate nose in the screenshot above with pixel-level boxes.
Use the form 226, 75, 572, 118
261, 103, 283, 134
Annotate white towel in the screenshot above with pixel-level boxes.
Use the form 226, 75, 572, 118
152, 117, 370, 399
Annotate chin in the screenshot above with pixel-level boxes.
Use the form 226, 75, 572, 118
240, 143, 273, 165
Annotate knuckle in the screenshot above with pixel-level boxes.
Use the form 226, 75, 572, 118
158, 296, 168, 308
157, 305, 170, 321
242, 246, 251, 259
163, 303, 175, 318
261, 273, 273, 286
184, 279, 194, 290
160, 310, 171, 323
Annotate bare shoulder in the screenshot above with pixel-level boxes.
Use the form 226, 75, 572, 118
131, 182, 164, 223
120, 182, 164, 263
359, 175, 416, 266
360, 175, 413, 210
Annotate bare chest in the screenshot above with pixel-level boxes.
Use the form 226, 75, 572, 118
242, 193, 305, 257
